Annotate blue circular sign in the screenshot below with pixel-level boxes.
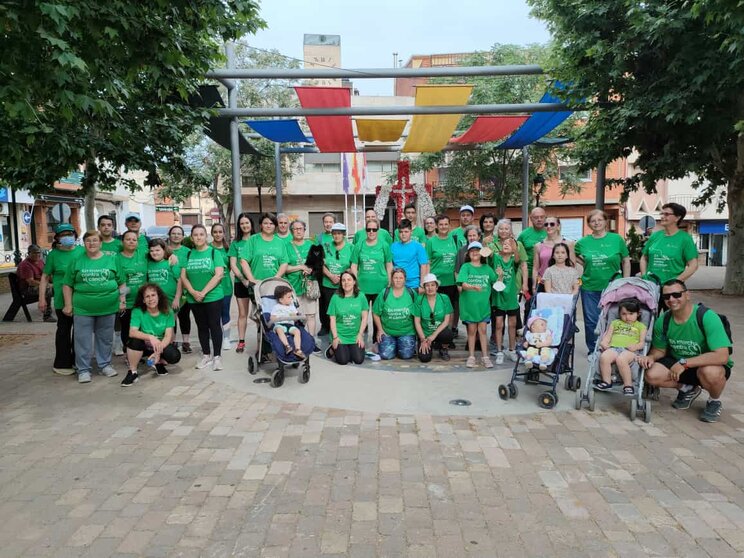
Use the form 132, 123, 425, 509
22, 211, 32, 225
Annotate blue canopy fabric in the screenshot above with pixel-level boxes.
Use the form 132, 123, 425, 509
498, 89, 573, 149
245, 119, 311, 143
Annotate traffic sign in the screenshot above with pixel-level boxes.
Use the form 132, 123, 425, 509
639, 215, 656, 234
22, 211, 31, 225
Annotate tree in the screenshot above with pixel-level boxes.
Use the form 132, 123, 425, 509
0, 1, 265, 228
410, 44, 579, 216
528, 0, 744, 294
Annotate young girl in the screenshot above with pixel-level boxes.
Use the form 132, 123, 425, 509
210, 223, 233, 350
492, 238, 520, 365
542, 243, 580, 295
270, 285, 305, 359
146, 239, 182, 312
596, 298, 646, 395
457, 241, 497, 369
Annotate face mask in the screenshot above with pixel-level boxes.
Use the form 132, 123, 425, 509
59, 236, 75, 247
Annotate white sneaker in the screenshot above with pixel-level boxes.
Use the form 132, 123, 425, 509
99, 365, 117, 377
495, 351, 505, 365
196, 355, 213, 369
112, 338, 124, 356
506, 350, 518, 362
53, 367, 76, 376
222, 332, 232, 351
212, 356, 224, 371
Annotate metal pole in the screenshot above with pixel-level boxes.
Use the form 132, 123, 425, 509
226, 43, 243, 223
521, 147, 530, 229
274, 142, 283, 213
595, 161, 606, 209
9, 187, 22, 265
207, 64, 544, 80
217, 102, 571, 118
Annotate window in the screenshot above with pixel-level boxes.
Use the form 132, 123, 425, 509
558, 164, 592, 182
304, 162, 341, 173
366, 161, 396, 173
308, 211, 344, 239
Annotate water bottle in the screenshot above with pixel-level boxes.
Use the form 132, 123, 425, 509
146, 356, 156, 367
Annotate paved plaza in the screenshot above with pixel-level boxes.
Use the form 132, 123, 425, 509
1, 279, 744, 557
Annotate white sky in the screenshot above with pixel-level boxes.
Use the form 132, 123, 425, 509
245, 0, 551, 95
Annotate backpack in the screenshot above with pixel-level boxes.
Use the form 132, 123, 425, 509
186, 247, 215, 262
382, 286, 417, 303
662, 303, 733, 355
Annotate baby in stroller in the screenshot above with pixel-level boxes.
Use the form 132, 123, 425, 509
270, 285, 306, 359
595, 298, 646, 395
520, 316, 557, 370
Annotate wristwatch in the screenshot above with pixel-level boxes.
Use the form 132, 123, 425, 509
677, 358, 689, 369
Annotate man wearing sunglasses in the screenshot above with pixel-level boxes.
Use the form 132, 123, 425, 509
638, 279, 733, 423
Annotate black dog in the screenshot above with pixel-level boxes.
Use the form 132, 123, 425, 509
305, 244, 325, 282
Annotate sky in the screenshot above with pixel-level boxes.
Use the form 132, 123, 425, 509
244, 0, 551, 96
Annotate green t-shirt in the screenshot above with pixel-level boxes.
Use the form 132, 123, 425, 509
394, 225, 427, 245
101, 238, 122, 257
227, 238, 250, 283
43, 246, 84, 310
353, 228, 392, 246
327, 292, 368, 344
351, 240, 392, 295
609, 319, 645, 348
456, 263, 497, 322
642, 230, 698, 284
574, 233, 628, 291
450, 227, 468, 249
183, 247, 225, 304
135, 234, 149, 257
516, 227, 548, 275
652, 305, 733, 368
322, 242, 354, 288
286, 239, 313, 296
491, 255, 519, 311
314, 232, 334, 252
63, 253, 121, 316
117, 251, 148, 308
211, 244, 233, 298
242, 234, 289, 281
170, 245, 191, 267
425, 235, 459, 287
372, 287, 416, 337
488, 239, 527, 288
411, 293, 453, 337
146, 259, 180, 303
130, 307, 175, 340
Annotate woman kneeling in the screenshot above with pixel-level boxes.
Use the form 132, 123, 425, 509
122, 284, 181, 386
373, 268, 418, 360
327, 271, 368, 365
413, 273, 454, 362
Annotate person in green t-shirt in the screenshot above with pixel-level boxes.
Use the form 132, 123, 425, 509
372, 269, 417, 360
393, 203, 427, 245
146, 238, 182, 309
211, 223, 234, 351
63, 230, 126, 384
286, 219, 319, 338
318, 222, 353, 337
240, 214, 290, 284
426, 214, 460, 341
575, 209, 630, 351
98, 214, 122, 257
181, 224, 226, 371
39, 223, 83, 375
516, 207, 548, 294
352, 208, 393, 246
121, 283, 181, 386
116, 230, 148, 349
423, 216, 437, 240
450, 204, 476, 249
327, 271, 368, 365
314, 212, 336, 252
167, 224, 194, 354
639, 279, 733, 423
412, 273, 454, 362
228, 213, 254, 353
492, 239, 521, 365
640, 202, 699, 288
123, 212, 149, 257
457, 241, 498, 369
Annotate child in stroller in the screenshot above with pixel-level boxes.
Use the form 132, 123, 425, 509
595, 298, 646, 396
270, 285, 306, 360
520, 316, 557, 370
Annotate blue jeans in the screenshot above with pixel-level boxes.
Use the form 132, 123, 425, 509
73, 313, 116, 375
379, 334, 416, 360
580, 288, 602, 352
221, 295, 232, 326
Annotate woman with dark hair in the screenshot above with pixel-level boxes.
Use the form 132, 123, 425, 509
479, 213, 497, 247
455, 226, 483, 274
210, 223, 233, 350
426, 214, 459, 341
121, 284, 181, 386
240, 213, 289, 285
373, 268, 417, 360
533, 216, 575, 288
39, 223, 83, 375
327, 270, 368, 365
286, 219, 319, 337
228, 212, 254, 353
640, 202, 698, 285
423, 216, 437, 239
116, 230, 148, 349
146, 239, 182, 310
542, 243, 581, 295
413, 273, 454, 362
181, 224, 226, 371
319, 222, 353, 337
167, 225, 192, 353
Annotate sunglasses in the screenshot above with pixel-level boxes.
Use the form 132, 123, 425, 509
545, 222, 558, 227
661, 291, 686, 301
366, 228, 379, 232
334, 250, 340, 260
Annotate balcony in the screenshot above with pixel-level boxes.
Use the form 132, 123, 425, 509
668, 194, 706, 214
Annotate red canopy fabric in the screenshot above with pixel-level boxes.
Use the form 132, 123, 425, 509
294, 86, 356, 152
450, 115, 530, 144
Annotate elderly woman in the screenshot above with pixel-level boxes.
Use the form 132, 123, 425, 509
63, 230, 125, 384
121, 283, 181, 386
373, 268, 417, 360
319, 223, 353, 337
413, 273, 454, 362
575, 209, 630, 351
533, 216, 575, 288
640, 202, 698, 287
39, 224, 83, 375
286, 219, 319, 337
327, 271, 368, 365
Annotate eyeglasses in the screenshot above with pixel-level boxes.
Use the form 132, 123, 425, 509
366, 228, 379, 232
660, 212, 675, 217
545, 222, 558, 228
661, 291, 686, 301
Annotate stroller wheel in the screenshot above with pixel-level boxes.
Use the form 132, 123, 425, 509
587, 388, 596, 412
498, 384, 509, 401
643, 400, 652, 423
538, 391, 557, 410
563, 375, 571, 391
574, 377, 581, 391
629, 398, 638, 421
298, 362, 310, 384
508, 383, 518, 399
271, 367, 285, 388
574, 389, 583, 410
247, 355, 258, 375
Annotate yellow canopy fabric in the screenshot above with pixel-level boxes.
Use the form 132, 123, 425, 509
355, 119, 408, 142
402, 85, 473, 153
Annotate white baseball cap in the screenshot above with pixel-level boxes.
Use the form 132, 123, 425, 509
467, 241, 483, 250
459, 205, 474, 214
331, 223, 347, 232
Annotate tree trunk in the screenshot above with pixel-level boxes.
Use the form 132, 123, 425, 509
723, 126, 744, 295
84, 185, 96, 231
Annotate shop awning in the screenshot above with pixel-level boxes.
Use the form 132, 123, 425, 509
402, 85, 473, 153
450, 115, 529, 144
245, 119, 311, 143
294, 86, 356, 152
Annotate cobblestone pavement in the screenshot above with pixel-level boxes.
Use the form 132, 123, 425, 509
1, 291, 744, 557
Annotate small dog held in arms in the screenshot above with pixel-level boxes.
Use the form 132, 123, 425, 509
305, 244, 325, 283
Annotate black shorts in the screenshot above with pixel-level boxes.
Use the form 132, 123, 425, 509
234, 282, 254, 299
493, 308, 519, 318
657, 356, 731, 387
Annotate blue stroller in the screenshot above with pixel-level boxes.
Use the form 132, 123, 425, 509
498, 292, 580, 409
247, 277, 314, 387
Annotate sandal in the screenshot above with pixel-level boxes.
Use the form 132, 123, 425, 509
594, 381, 612, 391
623, 385, 635, 397
235, 341, 245, 353
293, 349, 306, 359
283, 344, 293, 356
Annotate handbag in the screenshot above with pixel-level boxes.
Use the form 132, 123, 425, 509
290, 242, 321, 300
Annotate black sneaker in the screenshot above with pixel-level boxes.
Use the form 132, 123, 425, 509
699, 400, 722, 423
121, 370, 138, 387
181, 342, 192, 354
317, 328, 329, 337
451, 328, 459, 339
439, 348, 450, 361
155, 364, 168, 376
672, 386, 702, 409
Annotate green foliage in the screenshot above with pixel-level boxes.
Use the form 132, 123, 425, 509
0, 0, 265, 196
625, 225, 645, 262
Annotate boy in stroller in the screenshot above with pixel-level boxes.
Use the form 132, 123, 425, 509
270, 285, 305, 359
595, 298, 646, 395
